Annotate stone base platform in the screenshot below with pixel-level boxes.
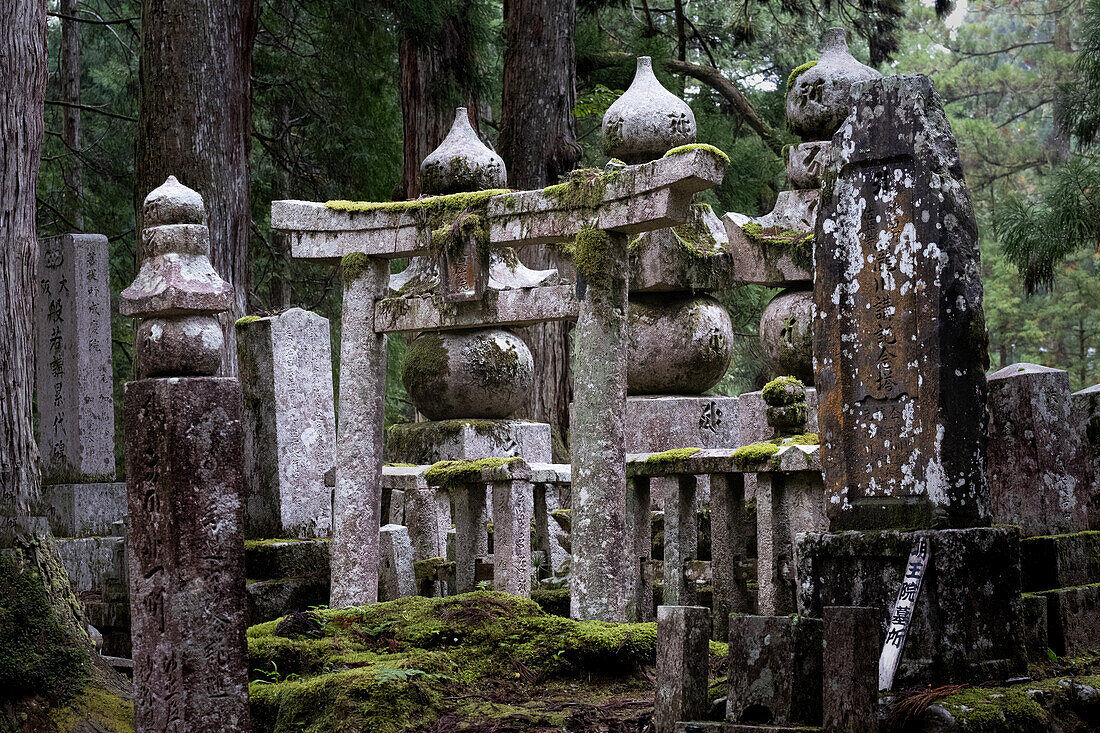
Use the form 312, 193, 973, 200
56, 535, 130, 657
796, 527, 1027, 687
1019, 530, 1100, 658
44, 481, 126, 537
386, 419, 551, 464
625, 395, 740, 453
245, 539, 331, 625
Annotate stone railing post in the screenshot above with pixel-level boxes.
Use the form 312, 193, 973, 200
710, 471, 750, 640
120, 177, 251, 732
627, 475, 653, 620
491, 478, 534, 596
663, 474, 698, 607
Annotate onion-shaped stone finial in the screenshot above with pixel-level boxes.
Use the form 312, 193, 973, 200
419, 108, 507, 195
603, 56, 696, 164
122, 176, 232, 378
786, 28, 881, 141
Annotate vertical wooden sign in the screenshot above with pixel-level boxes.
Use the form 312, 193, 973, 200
878, 537, 931, 691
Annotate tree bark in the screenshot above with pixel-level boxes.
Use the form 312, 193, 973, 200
396, 6, 481, 201
60, 0, 83, 230
135, 0, 259, 375
499, 0, 581, 455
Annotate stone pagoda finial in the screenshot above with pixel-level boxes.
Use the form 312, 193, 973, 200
763, 376, 809, 438
602, 56, 696, 164
121, 176, 233, 378
419, 107, 507, 194
786, 28, 881, 141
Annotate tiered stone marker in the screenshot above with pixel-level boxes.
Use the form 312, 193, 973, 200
987, 363, 1090, 535
122, 177, 251, 732
814, 73, 989, 530
237, 307, 337, 539
273, 90, 726, 617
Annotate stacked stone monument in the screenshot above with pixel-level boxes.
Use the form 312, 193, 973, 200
36, 232, 131, 655
122, 177, 251, 731
800, 73, 1025, 686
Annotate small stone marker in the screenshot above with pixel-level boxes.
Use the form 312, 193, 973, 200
726, 614, 823, 726
378, 524, 417, 601
1072, 383, 1100, 528
237, 307, 337, 538
987, 363, 1089, 535
879, 537, 930, 691
655, 605, 711, 733
822, 606, 879, 733
37, 233, 116, 483
122, 177, 251, 732
814, 74, 989, 530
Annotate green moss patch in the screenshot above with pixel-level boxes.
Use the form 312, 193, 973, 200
644, 447, 701, 465
732, 433, 819, 468
423, 457, 523, 490
740, 222, 814, 271
326, 189, 510, 215
762, 376, 807, 406
662, 143, 731, 166
235, 315, 263, 327
247, 591, 726, 732
786, 60, 818, 89
401, 333, 450, 404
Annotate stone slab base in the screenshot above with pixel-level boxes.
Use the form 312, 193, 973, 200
245, 538, 330, 580
247, 576, 331, 625
1020, 531, 1100, 592
1036, 584, 1100, 657
797, 527, 1026, 687
1020, 593, 1050, 660
44, 482, 125, 537
625, 395, 740, 453
386, 419, 551, 464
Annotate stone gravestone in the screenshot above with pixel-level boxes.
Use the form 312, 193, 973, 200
814, 73, 989, 531
122, 177, 251, 732
237, 307, 337, 538
1072, 383, 1100, 529
987, 363, 1090, 535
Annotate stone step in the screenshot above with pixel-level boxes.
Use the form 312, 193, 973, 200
1031, 583, 1100, 657
244, 538, 331, 581
1020, 531, 1100, 592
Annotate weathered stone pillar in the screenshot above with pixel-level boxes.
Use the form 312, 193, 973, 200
378, 524, 417, 601
1072, 383, 1100, 529
492, 478, 534, 596
628, 475, 653, 621
727, 615, 823, 727
37, 232, 117, 484
453, 483, 489, 593
987, 363, 1089, 535
814, 74, 989, 530
655, 605, 711, 733
822, 606, 879, 733
236, 307, 336, 539
571, 229, 630, 621
663, 474, 697, 607
121, 177, 251, 732
710, 472, 750, 641
330, 253, 389, 607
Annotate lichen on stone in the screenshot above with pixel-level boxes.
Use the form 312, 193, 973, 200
401, 333, 451, 404
662, 143, 731, 166
423, 457, 523, 490
235, 315, 262, 327
542, 168, 621, 211
762, 376, 807, 406
732, 433, 819, 468
341, 251, 373, 282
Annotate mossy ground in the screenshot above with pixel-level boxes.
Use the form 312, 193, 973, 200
924, 672, 1100, 731
247, 591, 729, 732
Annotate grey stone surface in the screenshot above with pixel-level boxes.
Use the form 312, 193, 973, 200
710, 472, 753, 641
814, 74, 989, 530
1020, 531, 1100, 591
603, 56, 696, 164
1071, 383, 1100, 529
124, 376, 251, 732
387, 419, 551, 464
726, 615, 823, 726
655, 605, 711, 733
786, 28, 882, 140
419, 107, 506, 194
134, 315, 224, 378
1037, 583, 1100, 657
627, 477, 654, 621
237, 307, 337, 539
987, 363, 1089, 535
572, 231, 631, 622
822, 606, 878, 733
56, 535, 127, 594
37, 233, 116, 484
44, 481, 125, 537
721, 215, 813, 287
453, 483, 490, 594
759, 288, 814, 385
376, 283, 578, 333
1020, 593, 1049, 661
738, 388, 818, 500
756, 471, 827, 615
491, 479, 534, 596
627, 294, 734, 395
378, 524, 417, 601
403, 329, 534, 420
797, 527, 1026, 686
331, 256, 389, 607
626, 395, 740, 453
786, 141, 832, 189
630, 203, 734, 293
404, 485, 452, 562
663, 475, 699, 606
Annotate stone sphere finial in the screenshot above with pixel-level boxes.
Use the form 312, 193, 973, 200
143, 175, 205, 227
786, 27, 882, 141
763, 376, 809, 438
419, 108, 507, 195
602, 56, 696, 164
122, 176, 232, 378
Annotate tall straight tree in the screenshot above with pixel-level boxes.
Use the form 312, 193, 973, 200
499, 0, 581, 455
136, 0, 259, 374
393, 0, 489, 200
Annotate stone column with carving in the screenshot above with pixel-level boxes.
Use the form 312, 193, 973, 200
121, 177, 251, 733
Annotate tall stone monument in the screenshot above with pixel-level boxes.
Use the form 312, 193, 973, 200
237, 307, 337, 538
814, 74, 989, 530
122, 176, 251, 732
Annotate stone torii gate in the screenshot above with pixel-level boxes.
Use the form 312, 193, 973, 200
272, 106, 727, 621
